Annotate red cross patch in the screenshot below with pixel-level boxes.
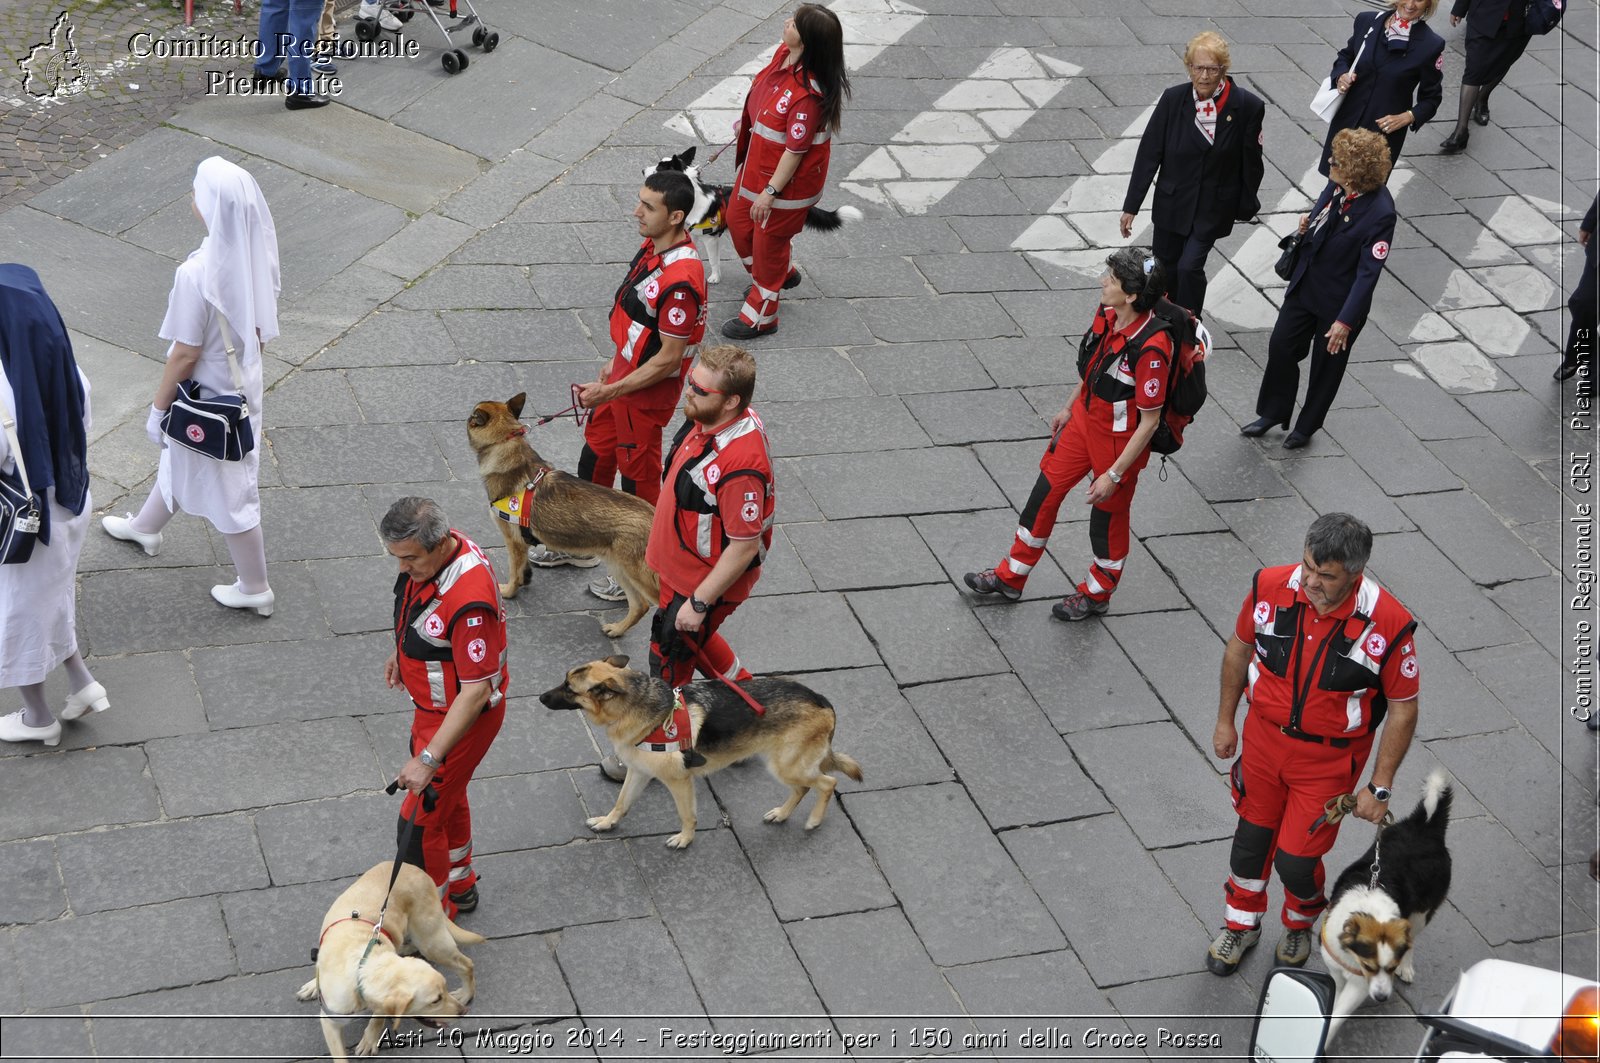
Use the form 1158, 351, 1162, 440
1258, 129, 1264, 146
425, 613, 445, 638
1364, 631, 1388, 659
1372, 240, 1389, 260
1253, 601, 1271, 625
1143, 378, 1160, 398
1435, 53, 1444, 70
467, 637, 487, 663
705, 464, 720, 485
1400, 655, 1419, 679
186, 424, 205, 442
740, 501, 760, 523
644, 278, 659, 300
668, 306, 687, 327
790, 122, 806, 141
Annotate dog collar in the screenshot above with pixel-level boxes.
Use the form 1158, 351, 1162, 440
507, 425, 527, 438
1318, 924, 1367, 976
638, 690, 692, 752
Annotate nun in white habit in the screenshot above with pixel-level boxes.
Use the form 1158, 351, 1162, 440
103, 157, 281, 617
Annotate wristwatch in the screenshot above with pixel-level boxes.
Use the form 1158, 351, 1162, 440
688, 595, 710, 614
1106, 468, 1123, 484
763, 183, 779, 196
419, 748, 443, 769
1367, 782, 1391, 802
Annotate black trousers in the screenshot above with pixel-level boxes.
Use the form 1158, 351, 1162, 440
1256, 293, 1362, 437
1568, 246, 1597, 362
1152, 225, 1217, 317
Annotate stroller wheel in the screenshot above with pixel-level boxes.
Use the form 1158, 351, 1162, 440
393, 5, 414, 22
441, 49, 460, 73
353, 17, 378, 42
472, 26, 486, 46
482, 31, 498, 52
454, 48, 470, 69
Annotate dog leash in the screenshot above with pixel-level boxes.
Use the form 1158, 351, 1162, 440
1309, 792, 1394, 835
377, 779, 439, 935
684, 631, 765, 718
704, 135, 736, 169
529, 384, 593, 428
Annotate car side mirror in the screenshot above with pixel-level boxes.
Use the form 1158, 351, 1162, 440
1250, 966, 1337, 1061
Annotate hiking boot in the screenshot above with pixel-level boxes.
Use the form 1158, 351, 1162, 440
1276, 927, 1312, 967
447, 883, 478, 914
599, 755, 626, 782
1205, 926, 1260, 976
588, 574, 627, 601
528, 543, 599, 568
1051, 591, 1109, 622
962, 569, 1021, 601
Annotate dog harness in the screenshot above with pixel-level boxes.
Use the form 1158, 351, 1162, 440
636, 690, 693, 753
310, 913, 399, 1011
490, 467, 549, 545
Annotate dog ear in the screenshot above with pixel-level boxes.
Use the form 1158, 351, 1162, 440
604, 654, 630, 669
508, 392, 526, 419
682, 145, 696, 165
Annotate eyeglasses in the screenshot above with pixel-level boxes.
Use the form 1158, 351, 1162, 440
1188, 63, 1222, 75
686, 377, 725, 398
1329, 157, 1345, 167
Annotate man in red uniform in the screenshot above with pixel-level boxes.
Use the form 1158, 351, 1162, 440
963, 248, 1174, 621
1207, 512, 1420, 976
382, 496, 508, 919
646, 343, 774, 692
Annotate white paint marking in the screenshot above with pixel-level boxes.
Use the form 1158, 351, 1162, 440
1411, 341, 1501, 392
840, 46, 1080, 214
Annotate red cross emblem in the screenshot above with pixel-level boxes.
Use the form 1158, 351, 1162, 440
1201, 102, 1215, 117
186, 424, 204, 443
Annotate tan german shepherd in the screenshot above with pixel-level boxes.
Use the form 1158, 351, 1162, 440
466, 394, 658, 638
540, 656, 863, 849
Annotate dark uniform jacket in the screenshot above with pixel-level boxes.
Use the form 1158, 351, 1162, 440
1123, 78, 1266, 242
1320, 10, 1445, 174
1286, 181, 1397, 329
1451, 0, 1520, 34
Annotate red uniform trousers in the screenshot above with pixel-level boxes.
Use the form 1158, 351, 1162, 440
724, 191, 808, 332
1222, 710, 1375, 931
995, 411, 1148, 602
581, 399, 673, 505
650, 581, 753, 689
400, 700, 505, 918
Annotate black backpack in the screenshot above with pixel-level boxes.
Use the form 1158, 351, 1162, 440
1146, 297, 1212, 456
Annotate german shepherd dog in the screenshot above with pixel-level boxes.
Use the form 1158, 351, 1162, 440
466, 394, 658, 638
540, 656, 863, 849
645, 146, 862, 285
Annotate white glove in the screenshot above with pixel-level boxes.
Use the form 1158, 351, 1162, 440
147, 405, 167, 446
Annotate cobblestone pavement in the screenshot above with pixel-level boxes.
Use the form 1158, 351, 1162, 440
0, 0, 1598, 1059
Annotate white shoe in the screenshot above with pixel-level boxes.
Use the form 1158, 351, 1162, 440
358, 2, 405, 31
588, 575, 627, 601
60, 681, 110, 722
212, 582, 275, 617
0, 710, 61, 747
527, 543, 600, 569
102, 513, 162, 556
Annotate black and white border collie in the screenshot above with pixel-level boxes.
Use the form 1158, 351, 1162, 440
1321, 769, 1453, 1042
643, 146, 861, 284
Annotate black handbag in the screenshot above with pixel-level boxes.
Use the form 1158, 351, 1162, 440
162, 315, 255, 462
1525, 0, 1565, 35
0, 366, 44, 565
1273, 231, 1306, 282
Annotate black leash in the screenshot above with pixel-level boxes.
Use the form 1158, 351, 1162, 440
376, 780, 438, 934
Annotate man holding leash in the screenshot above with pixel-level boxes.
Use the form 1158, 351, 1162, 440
1207, 513, 1420, 977
541, 171, 708, 603
381, 496, 508, 919
649, 344, 774, 697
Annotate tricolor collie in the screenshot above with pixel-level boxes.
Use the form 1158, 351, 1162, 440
644, 145, 862, 284
1321, 769, 1453, 1042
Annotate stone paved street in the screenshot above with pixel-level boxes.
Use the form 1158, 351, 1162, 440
1, 0, 1598, 1059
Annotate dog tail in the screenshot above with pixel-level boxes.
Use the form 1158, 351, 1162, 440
827, 751, 864, 781
804, 204, 863, 231
1417, 768, 1453, 830
448, 921, 487, 947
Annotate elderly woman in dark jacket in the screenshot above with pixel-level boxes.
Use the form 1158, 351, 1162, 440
1244, 130, 1396, 450
1320, 0, 1445, 176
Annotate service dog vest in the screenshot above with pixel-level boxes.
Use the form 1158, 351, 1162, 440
637, 692, 693, 753
649, 411, 775, 603
489, 468, 549, 545
393, 531, 508, 714
1244, 563, 1418, 740
608, 237, 708, 411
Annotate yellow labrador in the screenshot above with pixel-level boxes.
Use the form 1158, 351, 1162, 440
294, 861, 485, 1060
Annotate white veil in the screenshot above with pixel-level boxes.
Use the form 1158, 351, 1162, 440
191, 156, 280, 356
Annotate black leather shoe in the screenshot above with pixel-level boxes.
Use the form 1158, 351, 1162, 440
782, 267, 802, 290
1472, 101, 1490, 126
1440, 131, 1469, 155
1240, 416, 1286, 438
1283, 431, 1311, 450
284, 92, 331, 110
1555, 358, 1581, 381
250, 66, 286, 89
721, 317, 774, 340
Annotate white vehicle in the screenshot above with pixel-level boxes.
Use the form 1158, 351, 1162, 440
1251, 959, 1599, 1061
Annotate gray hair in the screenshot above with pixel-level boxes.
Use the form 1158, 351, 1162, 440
380, 496, 450, 551
1304, 512, 1373, 573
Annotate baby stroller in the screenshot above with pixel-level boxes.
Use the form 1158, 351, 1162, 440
353, 0, 498, 75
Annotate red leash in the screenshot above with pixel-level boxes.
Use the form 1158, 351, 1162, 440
704, 136, 736, 169
686, 635, 765, 716
531, 384, 592, 428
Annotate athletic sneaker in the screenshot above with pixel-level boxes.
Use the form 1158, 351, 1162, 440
962, 568, 1021, 601
527, 543, 599, 568
356, 1, 404, 31
1051, 591, 1109, 622
588, 575, 627, 601
447, 883, 478, 914
1204, 926, 1260, 976
1276, 927, 1312, 967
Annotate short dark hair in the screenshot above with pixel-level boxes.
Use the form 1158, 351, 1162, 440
644, 171, 694, 223
1304, 512, 1373, 573
381, 496, 450, 551
1106, 246, 1167, 312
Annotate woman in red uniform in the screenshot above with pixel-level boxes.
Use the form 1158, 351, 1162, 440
721, 4, 850, 341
